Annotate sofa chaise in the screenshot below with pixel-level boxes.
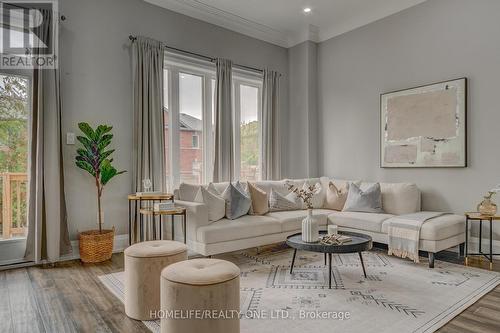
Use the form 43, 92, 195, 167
174, 178, 465, 268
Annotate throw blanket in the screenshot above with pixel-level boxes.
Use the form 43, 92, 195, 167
387, 212, 449, 263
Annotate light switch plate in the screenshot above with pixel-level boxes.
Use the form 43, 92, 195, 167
66, 132, 75, 145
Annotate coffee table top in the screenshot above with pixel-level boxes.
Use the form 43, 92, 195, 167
286, 231, 372, 254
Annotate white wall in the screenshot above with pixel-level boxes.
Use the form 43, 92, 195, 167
60, 0, 288, 239
318, 0, 500, 232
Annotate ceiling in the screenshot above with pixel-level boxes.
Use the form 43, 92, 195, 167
145, 0, 428, 47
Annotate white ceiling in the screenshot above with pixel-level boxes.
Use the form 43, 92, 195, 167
145, 0, 428, 47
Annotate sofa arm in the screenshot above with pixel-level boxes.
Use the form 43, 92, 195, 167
175, 200, 210, 241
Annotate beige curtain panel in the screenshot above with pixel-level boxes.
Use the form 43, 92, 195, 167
25, 9, 72, 263
261, 69, 281, 180
213, 58, 234, 182
132, 37, 166, 192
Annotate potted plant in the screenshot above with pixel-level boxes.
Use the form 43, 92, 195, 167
75, 122, 126, 263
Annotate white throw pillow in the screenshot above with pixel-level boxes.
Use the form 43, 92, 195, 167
194, 184, 225, 222
269, 189, 302, 211
179, 182, 201, 201
301, 182, 324, 209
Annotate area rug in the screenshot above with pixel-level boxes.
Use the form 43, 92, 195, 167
99, 245, 500, 333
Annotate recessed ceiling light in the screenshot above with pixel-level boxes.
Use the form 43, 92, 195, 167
303, 7, 311, 13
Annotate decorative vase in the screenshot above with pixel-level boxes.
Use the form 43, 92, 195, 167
302, 209, 319, 243
477, 193, 497, 216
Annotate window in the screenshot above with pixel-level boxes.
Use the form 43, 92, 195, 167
164, 53, 215, 189
234, 80, 261, 182
0, 72, 31, 241
192, 134, 199, 148
164, 53, 262, 189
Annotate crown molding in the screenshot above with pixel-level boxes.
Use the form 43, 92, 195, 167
144, 0, 291, 47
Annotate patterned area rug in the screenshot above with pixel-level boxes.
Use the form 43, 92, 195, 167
99, 245, 500, 333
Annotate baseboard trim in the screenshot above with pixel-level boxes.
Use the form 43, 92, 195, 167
60, 234, 129, 261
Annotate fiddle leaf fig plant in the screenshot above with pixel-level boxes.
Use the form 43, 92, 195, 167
75, 122, 126, 233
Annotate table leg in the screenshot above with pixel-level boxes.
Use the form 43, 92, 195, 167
359, 252, 367, 278
490, 218, 493, 270
152, 204, 157, 240
171, 215, 175, 241
128, 200, 131, 246
465, 217, 468, 266
290, 249, 297, 274
159, 215, 163, 240
328, 253, 332, 289
183, 211, 187, 244
479, 219, 483, 253
139, 199, 144, 242
324, 253, 327, 266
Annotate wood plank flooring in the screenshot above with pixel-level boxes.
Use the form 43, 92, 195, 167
0, 252, 499, 333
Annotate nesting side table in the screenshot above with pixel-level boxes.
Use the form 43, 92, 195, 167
128, 193, 174, 245
139, 207, 187, 244
464, 212, 500, 270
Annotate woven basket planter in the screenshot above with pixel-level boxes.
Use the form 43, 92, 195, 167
79, 228, 114, 263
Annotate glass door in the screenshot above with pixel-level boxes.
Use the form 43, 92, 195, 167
0, 72, 31, 265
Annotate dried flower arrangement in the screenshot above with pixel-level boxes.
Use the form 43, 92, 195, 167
285, 181, 317, 209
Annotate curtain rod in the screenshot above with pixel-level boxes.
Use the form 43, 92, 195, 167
129, 35, 263, 74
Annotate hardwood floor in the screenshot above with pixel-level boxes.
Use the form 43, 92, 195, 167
0, 252, 499, 333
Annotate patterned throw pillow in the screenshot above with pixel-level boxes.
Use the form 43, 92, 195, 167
221, 182, 252, 220
269, 189, 302, 212
194, 184, 225, 222
343, 182, 384, 213
247, 182, 269, 215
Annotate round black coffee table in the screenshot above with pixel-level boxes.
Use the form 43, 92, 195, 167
286, 230, 372, 289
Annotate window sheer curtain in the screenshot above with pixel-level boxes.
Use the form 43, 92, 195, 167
132, 37, 166, 193
25, 9, 71, 263
213, 58, 234, 182
261, 69, 281, 180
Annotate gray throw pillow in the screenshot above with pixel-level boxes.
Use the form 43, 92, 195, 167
343, 182, 384, 213
222, 182, 252, 220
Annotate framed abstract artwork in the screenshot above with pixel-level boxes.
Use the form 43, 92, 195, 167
380, 78, 467, 168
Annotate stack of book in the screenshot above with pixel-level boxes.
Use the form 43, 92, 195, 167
319, 234, 352, 245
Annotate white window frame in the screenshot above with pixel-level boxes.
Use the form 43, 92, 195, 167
164, 52, 263, 189
164, 52, 215, 190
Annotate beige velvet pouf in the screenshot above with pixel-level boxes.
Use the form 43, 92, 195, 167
161, 258, 240, 333
124, 240, 188, 320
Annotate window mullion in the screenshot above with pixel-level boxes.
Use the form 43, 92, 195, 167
203, 75, 213, 183
233, 80, 241, 180
170, 69, 181, 189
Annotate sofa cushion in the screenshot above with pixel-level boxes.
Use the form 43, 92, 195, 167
360, 182, 421, 215
343, 183, 384, 213
221, 182, 251, 220
269, 189, 302, 211
267, 210, 329, 232
196, 215, 281, 244
178, 183, 201, 201
381, 214, 465, 241
328, 211, 394, 233
301, 182, 325, 208
247, 182, 269, 215
194, 185, 226, 222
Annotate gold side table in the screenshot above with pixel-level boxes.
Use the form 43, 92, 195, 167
139, 207, 187, 244
464, 212, 500, 270
128, 193, 174, 244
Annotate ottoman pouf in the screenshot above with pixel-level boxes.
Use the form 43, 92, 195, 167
161, 258, 240, 333
124, 240, 188, 320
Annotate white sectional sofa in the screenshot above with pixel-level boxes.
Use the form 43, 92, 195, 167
174, 178, 465, 268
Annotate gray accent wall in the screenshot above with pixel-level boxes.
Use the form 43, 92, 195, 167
60, 0, 288, 239
318, 0, 500, 222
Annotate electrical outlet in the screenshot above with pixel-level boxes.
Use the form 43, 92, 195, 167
66, 132, 75, 145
